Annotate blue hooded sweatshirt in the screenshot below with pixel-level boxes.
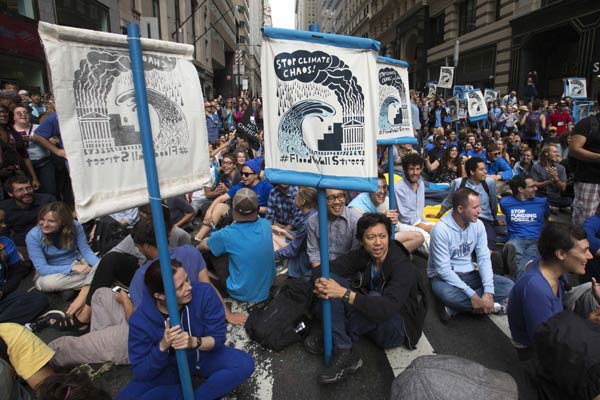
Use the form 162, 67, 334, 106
427, 212, 495, 298
127, 281, 226, 385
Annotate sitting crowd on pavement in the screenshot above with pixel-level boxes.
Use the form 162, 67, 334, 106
0, 85, 599, 399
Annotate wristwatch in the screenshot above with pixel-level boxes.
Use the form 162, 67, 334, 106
195, 336, 203, 349
342, 289, 351, 303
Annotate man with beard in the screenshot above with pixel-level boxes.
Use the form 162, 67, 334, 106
394, 154, 433, 253
349, 174, 424, 254
0, 176, 54, 255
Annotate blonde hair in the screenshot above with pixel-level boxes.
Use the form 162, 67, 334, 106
38, 202, 75, 249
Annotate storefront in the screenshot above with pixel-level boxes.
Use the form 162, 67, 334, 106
510, 0, 600, 100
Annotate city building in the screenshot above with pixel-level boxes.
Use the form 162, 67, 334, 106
295, 0, 316, 31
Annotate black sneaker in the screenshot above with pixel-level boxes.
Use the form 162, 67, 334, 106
319, 348, 363, 384
435, 298, 453, 324
304, 331, 324, 355
25, 310, 66, 333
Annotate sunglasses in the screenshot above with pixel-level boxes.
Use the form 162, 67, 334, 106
241, 172, 256, 177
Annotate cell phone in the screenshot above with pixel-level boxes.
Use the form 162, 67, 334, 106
112, 286, 129, 296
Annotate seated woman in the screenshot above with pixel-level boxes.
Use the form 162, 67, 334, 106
426, 145, 465, 185
273, 186, 318, 280
25, 201, 99, 331
508, 222, 600, 360
117, 259, 254, 400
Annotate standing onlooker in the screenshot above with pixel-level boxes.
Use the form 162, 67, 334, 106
569, 96, 600, 225
25, 89, 46, 124
520, 100, 545, 154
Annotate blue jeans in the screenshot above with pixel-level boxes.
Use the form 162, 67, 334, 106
431, 271, 514, 313
506, 238, 539, 279
318, 275, 405, 350
116, 346, 254, 400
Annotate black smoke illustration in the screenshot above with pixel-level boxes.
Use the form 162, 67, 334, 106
378, 67, 407, 108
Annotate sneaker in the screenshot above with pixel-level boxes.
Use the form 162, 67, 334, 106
25, 310, 66, 333
319, 348, 363, 384
435, 299, 453, 324
304, 331, 324, 355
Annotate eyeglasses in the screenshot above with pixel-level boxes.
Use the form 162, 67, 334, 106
241, 172, 256, 177
326, 194, 345, 203
222, 161, 234, 165
14, 111, 28, 116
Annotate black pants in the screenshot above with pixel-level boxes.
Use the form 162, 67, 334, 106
85, 252, 139, 305
0, 290, 49, 324
205, 252, 229, 298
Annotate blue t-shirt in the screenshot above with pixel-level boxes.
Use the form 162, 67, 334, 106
348, 192, 377, 213
0, 236, 20, 284
207, 218, 275, 302
500, 196, 549, 239
507, 259, 564, 347
227, 180, 274, 208
129, 245, 206, 308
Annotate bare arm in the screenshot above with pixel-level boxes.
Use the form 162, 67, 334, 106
570, 134, 600, 162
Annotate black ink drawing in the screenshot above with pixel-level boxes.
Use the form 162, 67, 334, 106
377, 67, 409, 134
73, 48, 189, 163
274, 50, 366, 164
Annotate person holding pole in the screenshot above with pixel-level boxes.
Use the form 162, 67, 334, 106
116, 259, 254, 400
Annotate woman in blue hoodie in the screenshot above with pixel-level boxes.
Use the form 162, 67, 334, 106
117, 259, 254, 400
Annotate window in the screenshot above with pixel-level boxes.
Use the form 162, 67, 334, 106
56, 0, 109, 32
458, 0, 476, 36
0, 0, 37, 19
152, 0, 161, 37
429, 13, 445, 47
495, 0, 501, 20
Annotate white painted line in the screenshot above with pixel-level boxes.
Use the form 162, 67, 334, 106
488, 314, 511, 339
385, 334, 435, 377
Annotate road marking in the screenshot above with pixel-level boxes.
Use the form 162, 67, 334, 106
385, 334, 435, 377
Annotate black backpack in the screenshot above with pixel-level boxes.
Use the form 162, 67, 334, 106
245, 278, 313, 351
523, 111, 540, 138
532, 310, 600, 399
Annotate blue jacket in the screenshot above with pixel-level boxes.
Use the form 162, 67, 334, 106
128, 281, 226, 384
584, 214, 600, 255
484, 156, 513, 181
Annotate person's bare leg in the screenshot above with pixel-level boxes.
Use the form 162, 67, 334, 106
272, 233, 287, 251
195, 203, 230, 241
394, 231, 425, 254
26, 365, 54, 392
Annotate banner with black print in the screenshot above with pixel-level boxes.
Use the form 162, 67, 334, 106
38, 22, 210, 222
484, 89, 499, 103
427, 83, 437, 98
375, 56, 416, 145
453, 85, 465, 101
447, 96, 460, 121
437, 66, 454, 89
465, 89, 488, 122
563, 77, 587, 99
261, 27, 379, 192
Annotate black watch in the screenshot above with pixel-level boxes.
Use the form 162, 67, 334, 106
342, 289, 351, 303
195, 336, 202, 349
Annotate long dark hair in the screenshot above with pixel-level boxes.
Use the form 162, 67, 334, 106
441, 145, 460, 169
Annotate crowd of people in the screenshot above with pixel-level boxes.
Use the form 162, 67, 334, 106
0, 80, 599, 399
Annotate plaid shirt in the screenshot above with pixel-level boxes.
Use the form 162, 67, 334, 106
265, 186, 302, 227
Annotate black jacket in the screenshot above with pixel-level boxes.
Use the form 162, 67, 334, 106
312, 241, 427, 349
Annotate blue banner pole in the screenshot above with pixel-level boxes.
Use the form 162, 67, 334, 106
387, 146, 396, 238
127, 23, 195, 400
317, 189, 333, 366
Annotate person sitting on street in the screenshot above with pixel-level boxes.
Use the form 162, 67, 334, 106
349, 174, 425, 254
266, 183, 302, 234
195, 158, 273, 242
500, 175, 549, 278
512, 147, 535, 176
530, 143, 572, 212
116, 259, 254, 400
0, 175, 54, 256
483, 142, 513, 194
428, 188, 514, 323
307, 189, 361, 268
26, 201, 99, 332
274, 186, 318, 280
508, 222, 600, 359
198, 188, 275, 303
305, 213, 426, 384
394, 154, 434, 253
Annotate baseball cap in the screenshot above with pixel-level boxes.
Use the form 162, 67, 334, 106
232, 188, 258, 222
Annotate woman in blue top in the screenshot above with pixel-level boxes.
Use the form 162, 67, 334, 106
507, 222, 600, 359
117, 259, 254, 400
26, 201, 99, 327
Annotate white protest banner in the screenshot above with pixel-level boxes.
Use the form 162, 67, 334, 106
447, 96, 460, 121
427, 83, 437, 98
437, 66, 454, 89
261, 27, 378, 191
464, 85, 474, 91
484, 89, 499, 103
466, 89, 488, 122
453, 85, 465, 100
563, 77, 587, 99
38, 22, 210, 222
375, 56, 416, 145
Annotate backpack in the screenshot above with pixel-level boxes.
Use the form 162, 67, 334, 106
244, 278, 313, 351
90, 216, 131, 257
532, 310, 600, 399
523, 111, 540, 138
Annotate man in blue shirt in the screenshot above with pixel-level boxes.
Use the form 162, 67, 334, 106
484, 142, 513, 194
199, 188, 275, 303
205, 101, 219, 144
500, 175, 549, 279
